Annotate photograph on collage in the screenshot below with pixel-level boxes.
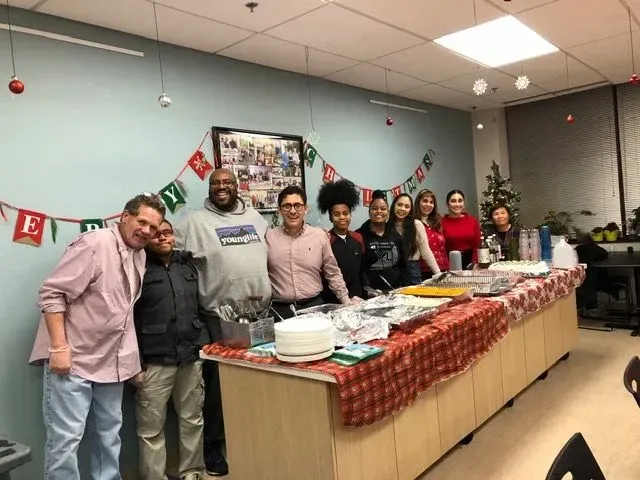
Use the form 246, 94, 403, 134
212, 126, 305, 212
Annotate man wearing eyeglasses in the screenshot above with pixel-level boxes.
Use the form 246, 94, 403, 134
266, 185, 359, 320
29, 194, 166, 480
133, 219, 205, 480
174, 168, 270, 477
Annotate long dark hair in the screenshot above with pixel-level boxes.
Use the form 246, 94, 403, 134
414, 189, 442, 232
389, 193, 418, 257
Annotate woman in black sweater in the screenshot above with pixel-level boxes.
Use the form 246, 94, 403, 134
356, 190, 409, 293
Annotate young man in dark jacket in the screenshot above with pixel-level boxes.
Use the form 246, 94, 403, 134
133, 219, 205, 480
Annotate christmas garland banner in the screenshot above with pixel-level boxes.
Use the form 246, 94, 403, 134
1, 135, 435, 247
303, 142, 435, 206
1, 132, 214, 247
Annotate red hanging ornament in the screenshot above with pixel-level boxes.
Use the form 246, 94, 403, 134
8, 76, 24, 94
386, 115, 394, 126
631, 74, 640, 85
565, 114, 575, 124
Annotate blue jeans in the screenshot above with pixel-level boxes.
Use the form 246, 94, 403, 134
43, 367, 124, 480
407, 260, 422, 285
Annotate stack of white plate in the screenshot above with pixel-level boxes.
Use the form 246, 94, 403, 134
275, 314, 335, 363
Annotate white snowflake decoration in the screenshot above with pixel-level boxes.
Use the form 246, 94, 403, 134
306, 130, 320, 145
515, 75, 530, 91
472, 78, 488, 96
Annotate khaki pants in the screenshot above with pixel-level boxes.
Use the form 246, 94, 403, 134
135, 361, 204, 480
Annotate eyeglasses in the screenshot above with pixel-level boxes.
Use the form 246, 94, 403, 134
154, 229, 174, 239
280, 203, 305, 212
210, 180, 236, 187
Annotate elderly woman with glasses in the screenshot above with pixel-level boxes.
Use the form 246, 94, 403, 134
265, 185, 360, 320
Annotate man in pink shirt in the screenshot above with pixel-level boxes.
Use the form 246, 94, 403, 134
29, 194, 165, 480
266, 185, 360, 320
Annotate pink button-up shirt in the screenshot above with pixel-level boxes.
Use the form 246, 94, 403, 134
29, 225, 146, 383
265, 224, 349, 303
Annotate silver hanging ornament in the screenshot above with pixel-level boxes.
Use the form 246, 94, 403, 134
158, 93, 172, 107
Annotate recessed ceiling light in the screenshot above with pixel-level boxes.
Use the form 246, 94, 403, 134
434, 15, 558, 68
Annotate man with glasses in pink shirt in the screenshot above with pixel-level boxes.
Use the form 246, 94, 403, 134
266, 185, 361, 320
29, 193, 166, 480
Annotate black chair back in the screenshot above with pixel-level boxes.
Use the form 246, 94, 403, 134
623, 356, 640, 408
546, 432, 606, 480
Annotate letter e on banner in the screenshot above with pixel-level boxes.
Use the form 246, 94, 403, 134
13, 209, 46, 246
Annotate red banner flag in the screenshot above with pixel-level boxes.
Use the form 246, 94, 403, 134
415, 166, 425, 183
13, 209, 46, 247
187, 150, 214, 180
322, 163, 336, 183
391, 186, 402, 198
362, 188, 373, 207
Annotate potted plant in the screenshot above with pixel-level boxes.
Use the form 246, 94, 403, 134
591, 226, 604, 242
604, 222, 619, 242
629, 208, 640, 238
542, 210, 595, 242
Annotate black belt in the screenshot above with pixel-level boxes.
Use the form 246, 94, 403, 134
272, 295, 322, 308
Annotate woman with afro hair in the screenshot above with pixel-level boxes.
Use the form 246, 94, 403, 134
317, 179, 366, 302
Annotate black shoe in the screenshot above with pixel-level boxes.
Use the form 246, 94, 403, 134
205, 446, 229, 477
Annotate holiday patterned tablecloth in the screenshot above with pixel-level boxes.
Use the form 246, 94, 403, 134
202, 298, 508, 427
485, 267, 585, 322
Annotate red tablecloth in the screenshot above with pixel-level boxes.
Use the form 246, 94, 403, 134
486, 266, 585, 322
203, 298, 508, 427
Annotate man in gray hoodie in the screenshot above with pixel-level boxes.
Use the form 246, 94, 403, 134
174, 167, 271, 476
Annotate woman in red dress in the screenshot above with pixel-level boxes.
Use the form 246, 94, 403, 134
414, 189, 449, 279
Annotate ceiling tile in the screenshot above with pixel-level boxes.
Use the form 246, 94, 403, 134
519, 0, 635, 49
334, 0, 503, 40
264, 4, 424, 61
156, 7, 252, 53
6, 0, 41, 8
568, 32, 635, 78
325, 63, 427, 94
218, 35, 358, 76
373, 42, 477, 83
486, 0, 560, 15
499, 51, 594, 82
438, 69, 518, 95
37, 0, 157, 38
154, 0, 324, 32
533, 69, 610, 92
486, 84, 548, 103
400, 83, 500, 110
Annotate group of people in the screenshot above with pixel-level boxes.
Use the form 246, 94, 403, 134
316, 180, 519, 294
28, 167, 519, 480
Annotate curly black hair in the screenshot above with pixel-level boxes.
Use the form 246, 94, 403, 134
316, 179, 360, 214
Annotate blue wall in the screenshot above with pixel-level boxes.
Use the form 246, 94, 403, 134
0, 7, 475, 478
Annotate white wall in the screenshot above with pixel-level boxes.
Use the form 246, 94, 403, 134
471, 108, 510, 216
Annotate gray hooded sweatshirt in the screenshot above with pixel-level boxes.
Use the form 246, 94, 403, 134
174, 197, 271, 311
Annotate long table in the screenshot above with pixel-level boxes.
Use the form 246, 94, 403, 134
203, 273, 581, 480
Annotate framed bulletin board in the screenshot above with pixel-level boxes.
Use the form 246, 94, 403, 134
212, 126, 305, 213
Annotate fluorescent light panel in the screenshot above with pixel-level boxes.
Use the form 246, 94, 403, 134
434, 15, 558, 68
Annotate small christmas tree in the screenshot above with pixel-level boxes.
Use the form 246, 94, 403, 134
480, 160, 521, 229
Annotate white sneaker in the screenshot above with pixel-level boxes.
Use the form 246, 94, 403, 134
181, 472, 202, 480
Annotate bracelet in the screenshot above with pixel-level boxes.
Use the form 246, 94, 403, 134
48, 345, 70, 353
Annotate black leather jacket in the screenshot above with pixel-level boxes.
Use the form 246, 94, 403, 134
134, 250, 204, 366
